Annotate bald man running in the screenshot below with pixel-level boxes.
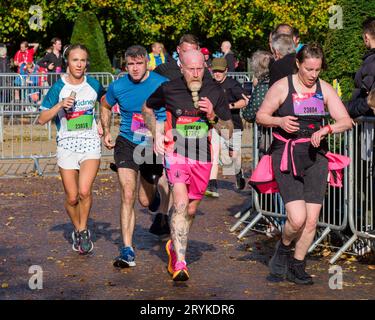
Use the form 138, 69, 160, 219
142, 50, 233, 281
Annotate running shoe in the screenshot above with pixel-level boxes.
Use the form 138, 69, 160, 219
113, 246, 136, 268
205, 180, 219, 198
286, 258, 313, 285
71, 229, 80, 252
165, 239, 177, 275
149, 213, 170, 236
268, 240, 291, 280
78, 229, 93, 255
235, 169, 246, 190
172, 261, 189, 281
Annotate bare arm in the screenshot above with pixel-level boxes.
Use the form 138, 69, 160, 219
100, 97, 115, 149
229, 98, 247, 110
310, 81, 353, 148
256, 78, 300, 133
37, 96, 74, 125
142, 103, 166, 155
322, 80, 353, 133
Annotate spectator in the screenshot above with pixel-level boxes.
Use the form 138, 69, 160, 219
346, 17, 375, 118
154, 34, 211, 80
0, 44, 10, 73
20, 62, 41, 107
242, 50, 273, 123
200, 47, 212, 71
13, 41, 39, 73
148, 42, 166, 70
37, 37, 63, 73
206, 57, 247, 198
220, 41, 237, 72
269, 33, 296, 87
0, 44, 11, 104
274, 24, 304, 53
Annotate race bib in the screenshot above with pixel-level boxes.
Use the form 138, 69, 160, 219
131, 113, 150, 136
176, 116, 208, 138
66, 110, 93, 131
293, 93, 325, 116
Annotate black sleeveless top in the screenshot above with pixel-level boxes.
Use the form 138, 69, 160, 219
274, 75, 326, 139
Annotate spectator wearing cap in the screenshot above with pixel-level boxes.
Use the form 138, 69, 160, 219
201, 47, 212, 71
205, 57, 247, 198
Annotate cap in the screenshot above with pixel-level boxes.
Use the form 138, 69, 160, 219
200, 47, 210, 55
211, 58, 227, 71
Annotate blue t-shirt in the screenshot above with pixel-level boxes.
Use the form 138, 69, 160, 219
105, 71, 168, 144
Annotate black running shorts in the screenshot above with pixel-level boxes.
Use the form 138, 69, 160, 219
114, 135, 164, 184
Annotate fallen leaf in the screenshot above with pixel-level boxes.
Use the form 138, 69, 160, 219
1, 283, 9, 288
368, 265, 375, 270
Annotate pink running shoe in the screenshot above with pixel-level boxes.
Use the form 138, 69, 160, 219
165, 239, 177, 275
172, 261, 189, 281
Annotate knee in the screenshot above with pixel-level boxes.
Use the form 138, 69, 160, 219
304, 219, 318, 233
121, 189, 136, 205
288, 217, 306, 233
66, 194, 79, 206
79, 189, 91, 201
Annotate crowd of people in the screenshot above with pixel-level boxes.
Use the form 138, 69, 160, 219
17, 17, 375, 285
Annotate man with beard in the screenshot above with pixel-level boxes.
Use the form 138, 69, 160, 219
142, 50, 233, 281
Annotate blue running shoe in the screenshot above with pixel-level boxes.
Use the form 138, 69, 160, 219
113, 246, 136, 268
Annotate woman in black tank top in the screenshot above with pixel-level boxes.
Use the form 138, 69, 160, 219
256, 44, 352, 285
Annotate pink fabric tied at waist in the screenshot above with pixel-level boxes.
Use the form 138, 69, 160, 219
249, 132, 351, 193
273, 133, 310, 176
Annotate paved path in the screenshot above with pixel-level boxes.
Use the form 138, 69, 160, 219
0, 173, 374, 300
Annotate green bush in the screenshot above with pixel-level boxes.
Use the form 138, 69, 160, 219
70, 12, 112, 73
323, 0, 375, 101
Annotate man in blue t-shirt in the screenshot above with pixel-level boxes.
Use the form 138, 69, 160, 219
100, 45, 170, 268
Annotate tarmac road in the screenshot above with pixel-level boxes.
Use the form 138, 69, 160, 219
0, 173, 374, 300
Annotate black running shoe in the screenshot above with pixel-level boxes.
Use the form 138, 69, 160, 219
235, 169, 246, 190
148, 190, 161, 213
287, 258, 314, 285
268, 240, 291, 280
205, 179, 219, 198
149, 213, 170, 236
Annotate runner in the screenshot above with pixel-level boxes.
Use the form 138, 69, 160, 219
256, 43, 352, 284
38, 44, 105, 254
142, 50, 233, 281
100, 45, 170, 268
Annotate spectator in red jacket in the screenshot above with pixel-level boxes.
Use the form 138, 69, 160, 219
13, 41, 39, 73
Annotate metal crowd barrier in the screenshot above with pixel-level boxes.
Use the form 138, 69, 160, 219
0, 72, 116, 174
231, 122, 356, 264
329, 117, 375, 263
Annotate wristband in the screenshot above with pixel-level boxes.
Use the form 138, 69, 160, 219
324, 124, 333, 134
208, 116, 219, 124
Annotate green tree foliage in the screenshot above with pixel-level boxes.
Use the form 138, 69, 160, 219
323, 0, 375, 100
70, 11, 112, 72
0, 0, 339, 62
